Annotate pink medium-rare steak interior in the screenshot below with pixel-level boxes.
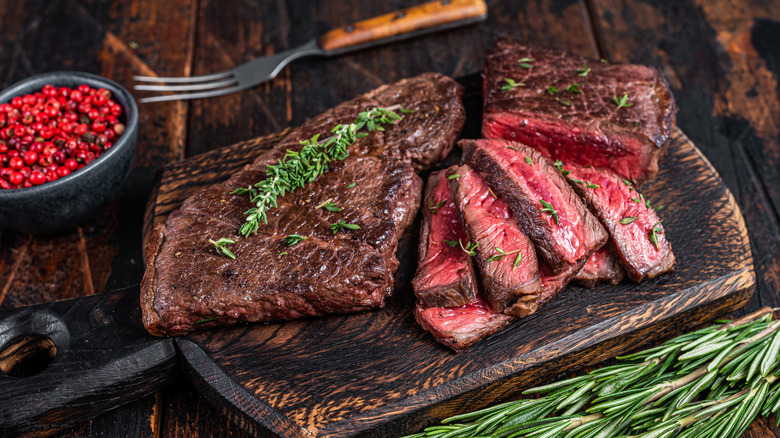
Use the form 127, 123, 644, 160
574, 245, 626, 287
482, 38, 677, 184
565, 164, 674, 282
448, 164, 542, 318
412, 170, 478, 308
461, 138, 607, 274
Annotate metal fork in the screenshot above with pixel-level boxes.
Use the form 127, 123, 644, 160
133, 0, 487, 103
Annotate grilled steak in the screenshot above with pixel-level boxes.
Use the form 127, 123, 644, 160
414, 295, 513, 352
412, 170, 478, 308
141, 73, 465, 336
482, 38, 677, 184
574, 246, 625, 288
460, 139, 607, 274
448, 165, 542, 317
564, 165, 674, 282
539, 262, 582, 303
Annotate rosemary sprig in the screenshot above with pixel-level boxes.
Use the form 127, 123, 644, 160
209, 238, 235, 259
540, 199, 559, 225
406, 308, 780, 438
231, 106, 406, 238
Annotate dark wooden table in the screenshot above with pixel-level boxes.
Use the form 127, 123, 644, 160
1, 0, 779, 436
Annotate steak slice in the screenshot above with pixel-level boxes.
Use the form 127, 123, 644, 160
539, 262, 582, 303
564, 164, 674, 282
574, 246, 626, 288
412, 170, 478, 308
482, 38, 677, 184
448, 164, 542, 318
461, 139, 607, 274
414, 294, 513, 353
141, 73, 465, 336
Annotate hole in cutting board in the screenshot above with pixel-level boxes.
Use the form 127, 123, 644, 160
0, 334, 57, 377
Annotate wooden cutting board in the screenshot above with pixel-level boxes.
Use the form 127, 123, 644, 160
0, 75, 755, 437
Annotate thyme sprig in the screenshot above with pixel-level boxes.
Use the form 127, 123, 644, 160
540, 199, 559, 225
330, 220, 360, 234
614, 92, 634, 109
209, 238, 236, 259
444, 239, 479, 256
406, 308, 780, 438
429, 198, 446, 214
502, 78, 525, 91
283, 234, 306, 246
649, 220, 664, 249
231, 106, 406, 238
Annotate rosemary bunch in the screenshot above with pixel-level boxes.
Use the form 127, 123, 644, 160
407, 308, 780, 438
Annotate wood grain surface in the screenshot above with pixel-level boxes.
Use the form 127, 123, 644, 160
0, 0, 778, 436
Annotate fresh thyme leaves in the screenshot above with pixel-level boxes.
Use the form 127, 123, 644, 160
654, 204, 665, 211
554, 160, 571, 175
231, 106, 406, 238
399, 107, 415, 114
485, 247, 522, 264
405, 309, 780, 438
576, 64, 590, 76
347, 182, 356, 188
649, 220, 664, 249
540, 199, 559, 225
459, 239, 479, 256
556, 98, 572, 107
513, 252, 523, 270
585, 180, 600, 189
565, 83, 582, 94
324, 202, 342, 212
613, 92, 633, 109
443, 240, 459, 247
209, 238, 236, 259
570, 178, 585, 184
447, 173, 460, 180
428, 198, 446, 214
501, 78, 525, 91
620, 216, 637, 225
330, 220, 360, 234
280, 251, 288, 256
525, 156, 533, 165
518, 57, 534, 68
632, 195, 643, 203
283, 234, 307, 246
622, 179, 633, 187
546, 86, 559, 95
505, 144, 518, 151
488, 187, 497, 199
195, 317, 216, 325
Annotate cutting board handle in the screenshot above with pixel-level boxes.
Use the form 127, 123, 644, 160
0, 287, 178, 436
318, 0, 487, 54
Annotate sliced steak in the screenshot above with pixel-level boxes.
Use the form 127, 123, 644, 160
141, 73, 465, 336
564, 164, 675, 282
448, 165, 542, 318
539, 262, 582, 303
482, 38, 677, 184
414, 294, 513, 353
412, 170, 478, 308
574, 246, 626, 288
460, 139, 607, 274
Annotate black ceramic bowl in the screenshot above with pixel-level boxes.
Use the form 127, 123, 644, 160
0, 72, 138, 234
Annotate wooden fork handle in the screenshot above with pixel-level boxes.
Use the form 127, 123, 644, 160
318, 0, 487, 54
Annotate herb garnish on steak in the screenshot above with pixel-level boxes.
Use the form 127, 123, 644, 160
482, 38, 677, 184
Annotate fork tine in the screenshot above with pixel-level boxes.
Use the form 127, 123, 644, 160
138, 86, 246, 103
133, 71, 234, 84
134, 78, 238, 92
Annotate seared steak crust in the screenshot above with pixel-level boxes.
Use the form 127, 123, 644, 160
142, 73, 465, 336
412, 170, 478, 308
482, 38, 677, 184
461, 139, 607, 274
574, 245, 626, 288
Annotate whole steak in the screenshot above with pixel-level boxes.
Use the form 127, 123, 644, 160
141, 73, 465, 336
482, 38, 677, 184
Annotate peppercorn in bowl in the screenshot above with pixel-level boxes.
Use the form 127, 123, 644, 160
0, 71, 138, 233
